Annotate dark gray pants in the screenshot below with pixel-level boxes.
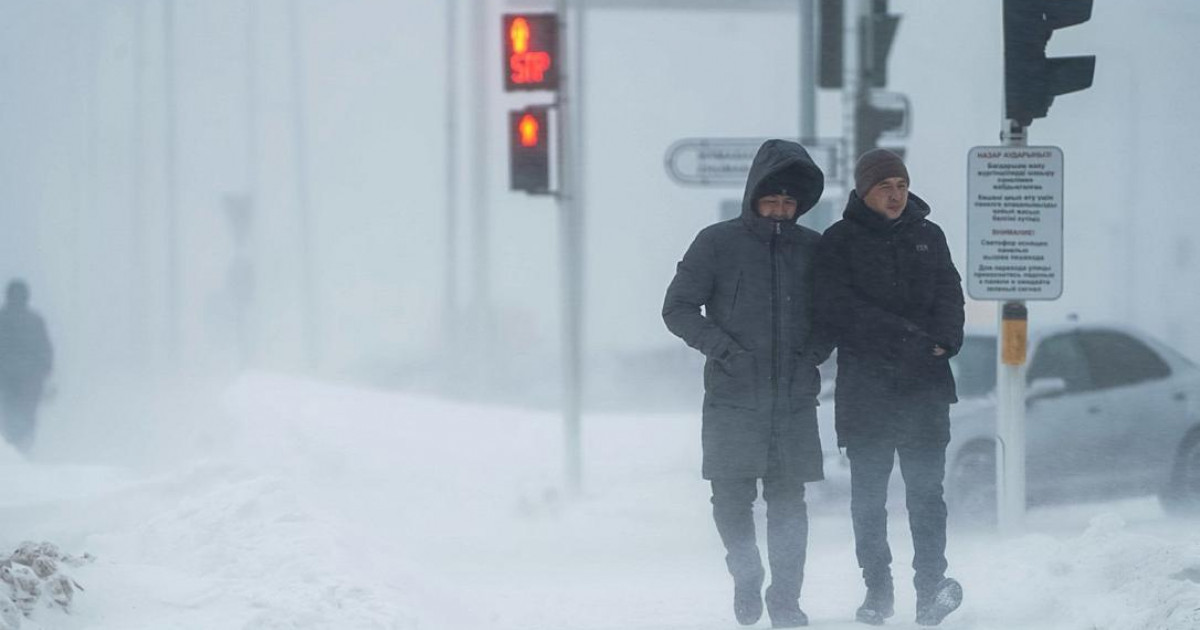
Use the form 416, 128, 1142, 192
1, 381, 41, 454
711, 476, 808, 603
848, 440, 948, 595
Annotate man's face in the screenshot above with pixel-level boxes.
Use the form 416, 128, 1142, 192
862, 177, 909, 220
756, 194, 799, 221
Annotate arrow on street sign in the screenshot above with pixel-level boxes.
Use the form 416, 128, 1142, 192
664, 138, 841, 188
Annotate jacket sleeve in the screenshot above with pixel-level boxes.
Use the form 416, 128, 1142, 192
814, 227, 920, 353
662, 232, 740, 360
926, 227, 966, 357
801, 319, 837, 365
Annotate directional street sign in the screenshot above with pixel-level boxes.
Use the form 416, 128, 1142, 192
966, 145, 1064, 301
664, 138, 841, 188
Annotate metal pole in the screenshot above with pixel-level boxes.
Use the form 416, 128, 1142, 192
245, 1, 258, 200
798, 0, 817, 142
798, 0, 832, 230
996, 120, 1028, 535
164, 0, 180, 365
288, 0, 320, 370
556, 0, 584, 496
240, 0, 259, 367
444, 0, 461, 375
841, 0, 863, 187
469, 0, 493, 395
132, 0, 148, 368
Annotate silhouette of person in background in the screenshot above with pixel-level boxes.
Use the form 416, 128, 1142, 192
0, 279, 54, 453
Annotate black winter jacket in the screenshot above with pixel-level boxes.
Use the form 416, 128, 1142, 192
663, 140, 833, 481
815, 191, 965, 447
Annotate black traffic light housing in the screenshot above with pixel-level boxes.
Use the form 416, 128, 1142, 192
1004, 0, 1096, 127
855, 92, 907, 159
502, 13, 559, 92
818, 0, 899, 89
509, 107, 551, 194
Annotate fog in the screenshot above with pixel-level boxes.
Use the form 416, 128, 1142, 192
2, 1, 1198, 405
2, 1, 1200, 628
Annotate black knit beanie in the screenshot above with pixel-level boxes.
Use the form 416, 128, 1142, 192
753, 172, 797, 204
854, 149, 909, 199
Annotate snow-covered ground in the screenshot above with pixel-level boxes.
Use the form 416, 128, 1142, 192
2, 373, 1199, 629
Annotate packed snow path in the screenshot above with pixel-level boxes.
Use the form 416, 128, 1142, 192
1, 373, 1197, 629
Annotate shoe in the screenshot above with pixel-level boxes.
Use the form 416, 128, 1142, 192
733, 583, 763, 626
915, 578, 962, 626
765, 591, 808, 628
768, 605, 808, 628
855, 585, 895, 625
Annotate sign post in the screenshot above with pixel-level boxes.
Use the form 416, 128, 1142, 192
980, 0, 1095, 535
967, 143, 1064, 534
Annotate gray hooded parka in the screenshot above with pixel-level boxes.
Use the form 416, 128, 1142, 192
663, 140, 831, 481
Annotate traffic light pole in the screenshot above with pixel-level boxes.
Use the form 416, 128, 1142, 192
841, 0, 864, 185
444, 0, 462, 388
798, 0, 817, 143
996, 119, 1028, 535
556, 0, 585, 496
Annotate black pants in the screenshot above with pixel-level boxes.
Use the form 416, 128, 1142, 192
848, 439, 948, 595
711, 475, 808, 603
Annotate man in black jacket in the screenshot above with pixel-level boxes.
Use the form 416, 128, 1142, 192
815, 149, 965, 626
664, 139, 831, 628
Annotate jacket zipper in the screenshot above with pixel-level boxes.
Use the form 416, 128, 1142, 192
771, 222, 781, 414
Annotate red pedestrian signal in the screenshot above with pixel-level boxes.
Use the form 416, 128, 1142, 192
518, 113, 540, 148
510, 108, 551, 193
503, 13, 558, 92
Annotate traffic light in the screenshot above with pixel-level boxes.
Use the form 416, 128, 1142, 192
1003, 0, 1096, 127
861, 0, 899, 89
509, 107, 550, 194
855, 90, 908, 158
818, 0, 899, 89
502, 13, 558, 92
817, 0, 843, 88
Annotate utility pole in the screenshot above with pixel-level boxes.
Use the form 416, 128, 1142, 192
840, 0, 864, 190
444, 0, 462, 382
288, 0, 319, 370
799, 0, 836, 230
240, 0, 260, 367
995, 109, 1029, 535
996, 76, 1031, 538
470, 0, 494, 397
164, 0, 180, 365
131, 0, 148, 368
799, 0, 817, 143
555, 0, 585, 496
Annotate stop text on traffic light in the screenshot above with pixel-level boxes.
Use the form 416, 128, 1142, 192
503, 14, 559, 92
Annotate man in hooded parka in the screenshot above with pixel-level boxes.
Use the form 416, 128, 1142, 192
663, 139, 832, 628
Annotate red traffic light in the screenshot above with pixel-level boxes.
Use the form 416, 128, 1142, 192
518, 113, 540, 148
509, 108, 551, 193
503, 13, 558, 92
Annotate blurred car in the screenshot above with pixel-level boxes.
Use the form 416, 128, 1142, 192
814, 324, 1200, 521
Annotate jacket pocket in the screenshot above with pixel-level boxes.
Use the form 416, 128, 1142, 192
705, 352, 759, 410
726, 272, 743, 321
